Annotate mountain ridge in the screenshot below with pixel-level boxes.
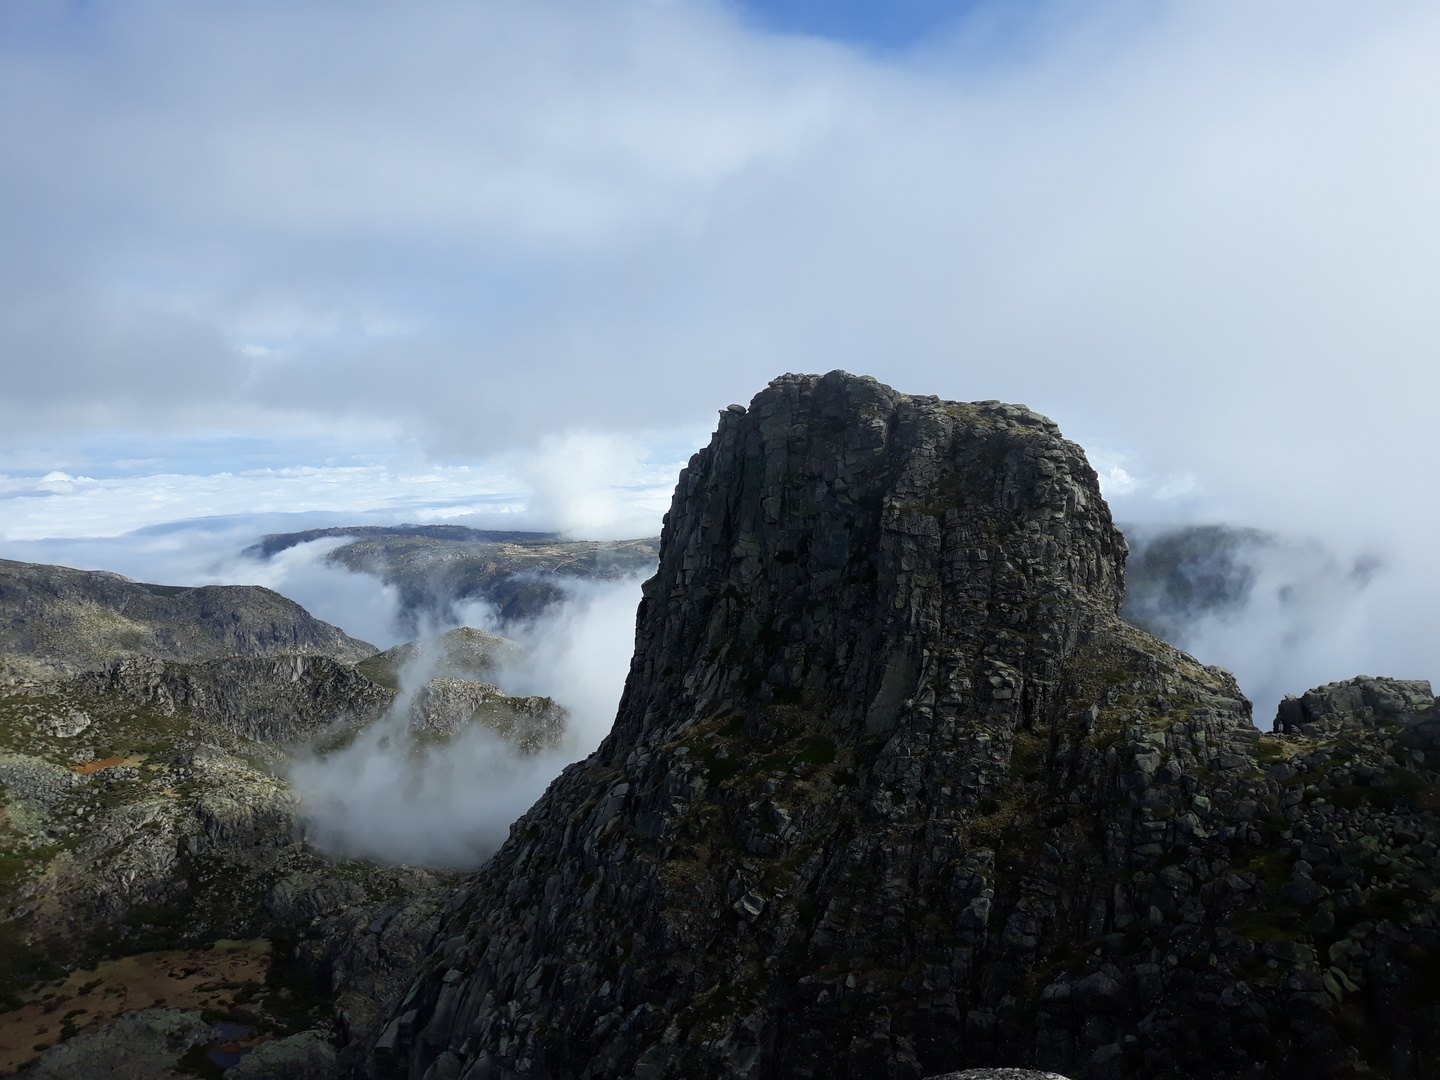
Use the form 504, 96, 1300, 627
0, 558, 377, 682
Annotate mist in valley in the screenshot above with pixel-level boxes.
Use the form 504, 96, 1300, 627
285, 572, 644, 867
3, 502, 1427, 870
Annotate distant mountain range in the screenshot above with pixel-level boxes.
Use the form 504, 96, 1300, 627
0, 557, 377, 683
249, 527, 661, 632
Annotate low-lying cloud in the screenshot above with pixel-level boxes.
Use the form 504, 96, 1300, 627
1122, 525, 1392, 724
287, 574, 644, 866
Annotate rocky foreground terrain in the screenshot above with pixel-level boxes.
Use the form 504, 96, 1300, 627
4, 371, 1439, 1080
0, 566, 567, 1077
351, 373, 1440, 1080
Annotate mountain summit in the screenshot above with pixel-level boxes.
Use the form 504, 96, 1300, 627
358, 372, 1437, 1080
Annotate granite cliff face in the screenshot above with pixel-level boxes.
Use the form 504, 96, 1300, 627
361, 373, 1440, 1080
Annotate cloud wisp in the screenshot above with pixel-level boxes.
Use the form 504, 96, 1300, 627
287, 574, 645, 867
1122, 525, 1392, 723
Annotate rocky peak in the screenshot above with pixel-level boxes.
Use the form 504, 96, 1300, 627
356, 373, 1439, 1080
607, 369, 1126, 755
1275, 675, 1435, 735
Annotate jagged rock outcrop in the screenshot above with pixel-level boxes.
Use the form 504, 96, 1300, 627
357, 372, 1440, 1080
68, 654, 394, 743
1275, 675, 1439, 744
0, 558, 377, 682
357, 628, 522, 690
407, 680, 566, 752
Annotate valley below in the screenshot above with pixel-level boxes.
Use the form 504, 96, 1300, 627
0, 543, 628, 1077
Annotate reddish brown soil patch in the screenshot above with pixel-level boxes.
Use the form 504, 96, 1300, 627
70, 755, 144, 775
0, 939, 270, 1075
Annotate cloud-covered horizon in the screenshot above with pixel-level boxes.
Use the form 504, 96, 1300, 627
3, 3, 1436, 491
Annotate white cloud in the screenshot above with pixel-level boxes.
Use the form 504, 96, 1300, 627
3, 0, 1440, 709
0, 464, 527, 541
4, 0, 1437, 501
516, 430, 696, 540
288, 574, 645, 866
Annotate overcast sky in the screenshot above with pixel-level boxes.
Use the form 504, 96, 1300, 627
2, 0, 1439, 707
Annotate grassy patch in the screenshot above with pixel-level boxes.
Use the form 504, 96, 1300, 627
1009, 733, 1045, 783
700, 748, 743, 785
1371, 770, 1439, 810
1231, 907, 1302, 943
1235, 849, 1290, 895
793, 737, 836, 767
1253, 739, 1289, 766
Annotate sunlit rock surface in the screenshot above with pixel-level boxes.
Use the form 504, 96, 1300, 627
0, 558, 378, 682
0, 562, 565, 1075
357, 627, 521, 689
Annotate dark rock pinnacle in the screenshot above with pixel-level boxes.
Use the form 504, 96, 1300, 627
355, 372, 1440, 1080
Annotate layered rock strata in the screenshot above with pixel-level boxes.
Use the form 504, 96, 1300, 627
361, 373, 1440, 1080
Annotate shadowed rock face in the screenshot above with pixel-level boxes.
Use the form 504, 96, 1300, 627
607, 371, 1126, 753
358, 373, 1440, 1080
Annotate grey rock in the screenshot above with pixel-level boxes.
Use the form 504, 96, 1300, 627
356, 627, 522, 688
1072, 971, 1126, 1014
407, 679, 566, 751
0, 557, 376, 681
0, 752, 81, 808
224, 1030, 338, 1080
37, 709, 92, 737
71, 653, 393, 743
353, 373, 1440, 1079
20, 1007, 215, 1080
1274, 674, 1435, 733
358, 373, 1144, 1078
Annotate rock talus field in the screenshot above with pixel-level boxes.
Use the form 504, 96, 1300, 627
360, 372, 1440, 1080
